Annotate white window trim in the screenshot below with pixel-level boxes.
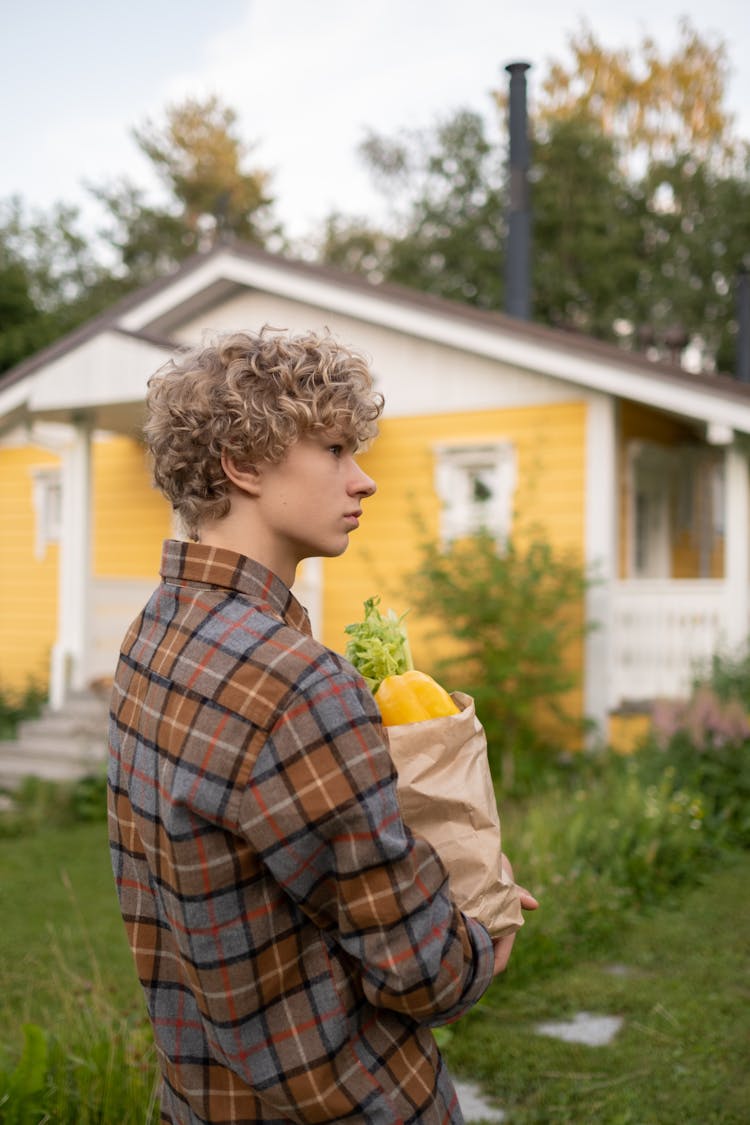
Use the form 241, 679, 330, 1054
31, 467, 63, 560
433, 440, 517, 545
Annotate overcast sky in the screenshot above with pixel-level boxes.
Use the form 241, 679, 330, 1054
1, 0, 748, 242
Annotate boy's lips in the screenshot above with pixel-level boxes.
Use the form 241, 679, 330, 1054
344, 510, 362, 527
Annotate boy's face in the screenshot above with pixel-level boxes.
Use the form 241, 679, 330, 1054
254, 429, 376, 578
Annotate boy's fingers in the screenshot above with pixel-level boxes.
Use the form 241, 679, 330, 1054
518, 885, 539, 910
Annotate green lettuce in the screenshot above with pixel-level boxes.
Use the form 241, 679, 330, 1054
344, 596, 414, 693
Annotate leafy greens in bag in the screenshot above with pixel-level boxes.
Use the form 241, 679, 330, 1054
344, 597, 458, 724
344, 595, 523, 938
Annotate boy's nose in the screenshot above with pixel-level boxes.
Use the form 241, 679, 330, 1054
353, 465, 376, 497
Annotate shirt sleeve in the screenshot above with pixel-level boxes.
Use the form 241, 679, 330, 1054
236, 661, 495, 1026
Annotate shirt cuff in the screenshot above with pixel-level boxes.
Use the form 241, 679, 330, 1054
428, 914, 495, 1027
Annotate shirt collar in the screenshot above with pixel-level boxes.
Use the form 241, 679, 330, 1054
159, 539, 312, 636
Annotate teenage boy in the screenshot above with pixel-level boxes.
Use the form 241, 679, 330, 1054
108, 328, 535, 1125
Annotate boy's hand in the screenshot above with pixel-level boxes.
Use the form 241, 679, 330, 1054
517, 885, 540, 910
491, 852, 540, 976
501, 852, 539, 911
491, 931, 517, 975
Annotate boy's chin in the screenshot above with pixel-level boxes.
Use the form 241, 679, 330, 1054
300, 539, 350, 563
327, 532, 355, 557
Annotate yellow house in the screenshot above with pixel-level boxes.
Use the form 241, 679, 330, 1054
2, 242, 750, 770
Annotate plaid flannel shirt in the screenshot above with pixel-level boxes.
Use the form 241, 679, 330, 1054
108, 540, 494, 1124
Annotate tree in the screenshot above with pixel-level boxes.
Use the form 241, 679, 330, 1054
513, 18, 750, 366
321, 19, 749, 372
636, 153, 750, 372
0, 197, 112, 373
318, 110, 507, 308
89, 181, 196, 289
530, 17, 738, 171
0, 95, 282, 371
132, 95, 275, 245
321, 106, 645, 339
530, 114, 644, 336
370, 111, 507, 308
0, 253, 45, 372
92, 95, 279, 288
317, 214, 391, 283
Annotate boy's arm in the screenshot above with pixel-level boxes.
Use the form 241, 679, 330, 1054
238, 664, 495, 1025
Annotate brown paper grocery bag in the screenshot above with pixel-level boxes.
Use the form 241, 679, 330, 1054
386, 692, 523, 939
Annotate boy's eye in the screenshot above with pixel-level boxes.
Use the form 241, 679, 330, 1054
328, 444, 343, 457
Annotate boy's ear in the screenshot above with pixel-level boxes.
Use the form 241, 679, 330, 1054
221, 451, 262, 497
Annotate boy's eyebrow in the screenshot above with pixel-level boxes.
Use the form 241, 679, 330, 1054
318, 427, 358, 449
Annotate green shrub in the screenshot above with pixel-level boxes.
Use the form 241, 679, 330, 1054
499, 746, 722, 983
560, 760, 712, 901
0, 772, 107, 839
404, 528, 593, 791
0, 776, 61, 838
0, 679, 46, 740
70, 772, 108, 823
645, 650, 750, 848
639, 706, 750, 849
693, 644, 750, 704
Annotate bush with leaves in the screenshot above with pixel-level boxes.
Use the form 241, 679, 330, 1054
692, 645, 750, 705
0, 773, 107, 839
0, 678, 45, 740
643, 649, 750, 848
404, 529, 593, 791
501, 751, 717, 982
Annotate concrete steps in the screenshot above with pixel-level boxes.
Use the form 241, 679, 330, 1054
0, 691, 110, 788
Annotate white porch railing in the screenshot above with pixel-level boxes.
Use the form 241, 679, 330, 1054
83, 577, 743, 710
610, 580, 732, 707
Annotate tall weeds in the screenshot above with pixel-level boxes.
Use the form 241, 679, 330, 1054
0, 946, 160, 1123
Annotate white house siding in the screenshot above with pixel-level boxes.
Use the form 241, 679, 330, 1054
26, 332, 169, 422
172, 290, 582, 419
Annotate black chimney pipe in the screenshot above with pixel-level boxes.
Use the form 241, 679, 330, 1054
737, 265, 750, 383
505, 61, 532, 320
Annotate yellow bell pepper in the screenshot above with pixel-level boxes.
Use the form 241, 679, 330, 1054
345, 596, 460, 725
375, 669, 460, 726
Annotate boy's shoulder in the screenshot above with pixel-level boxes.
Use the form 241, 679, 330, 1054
247, 604, 371, 702
169, 588, 374, 729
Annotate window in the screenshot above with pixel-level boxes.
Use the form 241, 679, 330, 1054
32, 468, 62, 560
711, 459, 725, 537
434, 442, 516, 544
628, 443, 673, 578
627, 441, 725, 579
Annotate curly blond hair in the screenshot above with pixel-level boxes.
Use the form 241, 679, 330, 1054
144, 327, 383, 538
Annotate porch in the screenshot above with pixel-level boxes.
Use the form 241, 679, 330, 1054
610, 579, 736, 707
86, 576, 741, 708
85, 575, 741, 711
12, 575, 739, 786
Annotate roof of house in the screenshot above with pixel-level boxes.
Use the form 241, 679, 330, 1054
3, 240, 750, 430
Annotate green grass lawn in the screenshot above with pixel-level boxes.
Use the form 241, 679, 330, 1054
0, 821, 141, 1028
445, 851, 750, 1124
1, 821, 748, 1123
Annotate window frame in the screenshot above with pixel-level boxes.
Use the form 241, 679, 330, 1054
31, 466, 62, 560
433, 440, 517, 545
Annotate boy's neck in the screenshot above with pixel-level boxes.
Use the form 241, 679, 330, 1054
196, 517, 297, 589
